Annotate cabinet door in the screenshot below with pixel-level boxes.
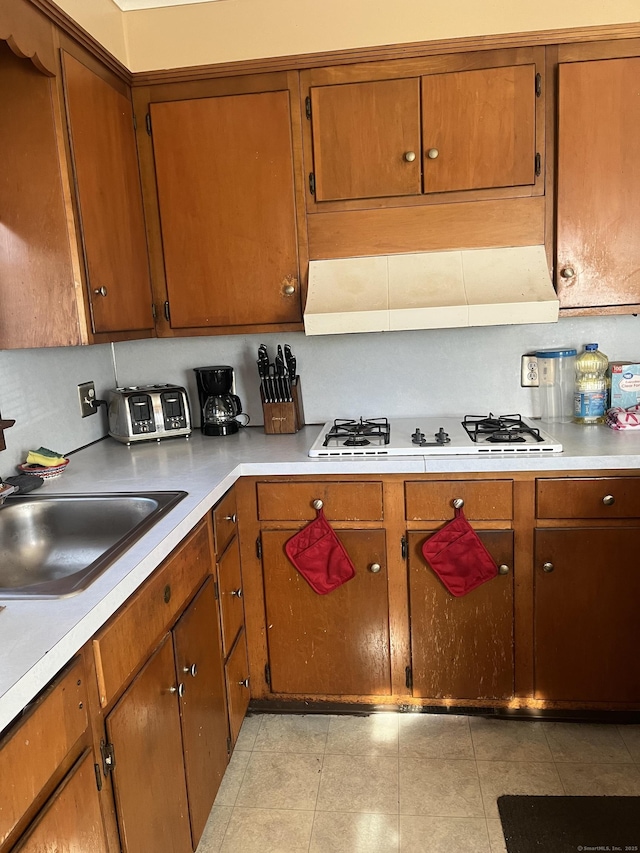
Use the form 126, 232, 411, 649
106, 635, 191, 853
173, 578, 228, 848
310, 78, 421, 201
16, 750, 109, 853
150, 90, 300, 328
422, 65, 536, 193
0, 42, 81, 349
225, 628, 251, 745
408, 531, 514, 700
557, 58, 640, 309
262, 529, 391, 696
61, 52, 153, 334
534, 528, 640, 703
217, 536, 245, 657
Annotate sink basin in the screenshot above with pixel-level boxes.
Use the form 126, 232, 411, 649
0, 491, 187, 599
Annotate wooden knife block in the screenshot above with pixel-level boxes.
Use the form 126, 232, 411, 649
261, 378, 305, 434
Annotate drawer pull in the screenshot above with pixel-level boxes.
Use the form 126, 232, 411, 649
312, 499, 323, 510
163, 584, 171, 604
183, 663, 198, 678
230, 588, 243, 598
369, 563, 382, 574
169, 683, 185, 698
238, 678, 250, 688
602, 494, 615, 506
452, 498, 464, 509
224, 513, 237, 523
497, 564, 510, 575
542, 562, 554, 573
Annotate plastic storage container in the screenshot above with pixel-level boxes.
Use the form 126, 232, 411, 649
536, 348, 577, 423
574, 343, 609, 424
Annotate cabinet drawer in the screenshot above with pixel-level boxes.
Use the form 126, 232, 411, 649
0, 658, 88, 847
537, 477, 640, 519
217, 536, 244, 658
405, 480, 513, 520
256, 481, 383, 521
213, 489, 237, 556
93, 519, 212, 708
225, 629, 250, 745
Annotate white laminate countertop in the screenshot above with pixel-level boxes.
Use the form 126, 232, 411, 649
1, 421, 640, 733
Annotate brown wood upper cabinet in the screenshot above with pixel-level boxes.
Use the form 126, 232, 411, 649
556, 53, 640, 312
146, 87, 302, 332
61, 51, 154, 336
303, 49, 541, 206
0, 36, 84, 349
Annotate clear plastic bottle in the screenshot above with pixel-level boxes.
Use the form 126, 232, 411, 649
573, 343, 609, 424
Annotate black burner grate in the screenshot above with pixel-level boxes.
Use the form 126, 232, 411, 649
322, 417, 390, 447
462, 413, 544, 444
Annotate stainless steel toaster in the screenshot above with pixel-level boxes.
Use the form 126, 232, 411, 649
107, 385, 192, 444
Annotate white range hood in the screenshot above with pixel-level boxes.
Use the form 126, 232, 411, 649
304, 245, 559, 335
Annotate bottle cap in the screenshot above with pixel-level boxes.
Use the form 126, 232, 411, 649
535, 348, 577, 358
585, 343, 598, 351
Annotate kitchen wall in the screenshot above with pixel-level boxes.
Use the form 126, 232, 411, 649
51, 0, 640, 72
2, 314, 638, 475
121, 0, 640, 71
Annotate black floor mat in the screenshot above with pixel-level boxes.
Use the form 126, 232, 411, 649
497, 795, 640, 853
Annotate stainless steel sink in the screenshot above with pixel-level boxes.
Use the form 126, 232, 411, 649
0, 491, 187, 599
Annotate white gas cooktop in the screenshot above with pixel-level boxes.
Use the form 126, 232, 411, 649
309, 415, 563, 458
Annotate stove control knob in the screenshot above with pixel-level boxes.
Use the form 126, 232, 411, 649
452, 498, 464, 509
411, 428, 426, 445
436, 428, 450, 444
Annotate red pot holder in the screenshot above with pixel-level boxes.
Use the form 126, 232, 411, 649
285, 507, 356, 595
421, 506, 498, 597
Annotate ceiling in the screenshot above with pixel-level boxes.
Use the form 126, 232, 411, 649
112, 0, 220, 10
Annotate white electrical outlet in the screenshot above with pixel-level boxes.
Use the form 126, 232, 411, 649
521, 355, 539, 387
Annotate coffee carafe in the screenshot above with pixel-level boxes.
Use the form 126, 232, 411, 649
194, 366, 247, 436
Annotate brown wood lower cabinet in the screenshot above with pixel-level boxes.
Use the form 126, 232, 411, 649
107, 634, 192, 853
106, 577, 230, 853
534, 527, 640, 703
261, 529, 391, 696
408, 531, 514, 700
15, 750, 109, 853
225, 629, 251, 744
173, 578, 229, 847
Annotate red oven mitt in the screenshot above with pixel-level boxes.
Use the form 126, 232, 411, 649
285, 507, 356, 595
421, 507, 498, 597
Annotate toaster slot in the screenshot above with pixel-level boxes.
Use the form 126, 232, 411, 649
160, 390, 188, 431
128, 394, 156, 434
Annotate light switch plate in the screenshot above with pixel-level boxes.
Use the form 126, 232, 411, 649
521, 355, 539, 387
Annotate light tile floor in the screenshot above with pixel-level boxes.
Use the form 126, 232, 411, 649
196, 713, 640, 853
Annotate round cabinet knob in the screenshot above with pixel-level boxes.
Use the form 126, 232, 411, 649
560, 267, 575, 280
369, 563, 382, 574
230, 588, 243, 598
224, 513, 237, 523
404, 151, 416, 162
498, 564, 510, 575
312, 499, 324, 510
183, 663, 198, 678
282, 274, 297, 296
93, 286, 108, 297
169, 683, 185, 697
452, 498, 464, 509
238, 678, 250, 688
602, 494, 615, 506
427, 148, 439, 159
542, 562, 554, 573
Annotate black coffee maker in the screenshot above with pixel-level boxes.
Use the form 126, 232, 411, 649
194, 366, 246, 436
